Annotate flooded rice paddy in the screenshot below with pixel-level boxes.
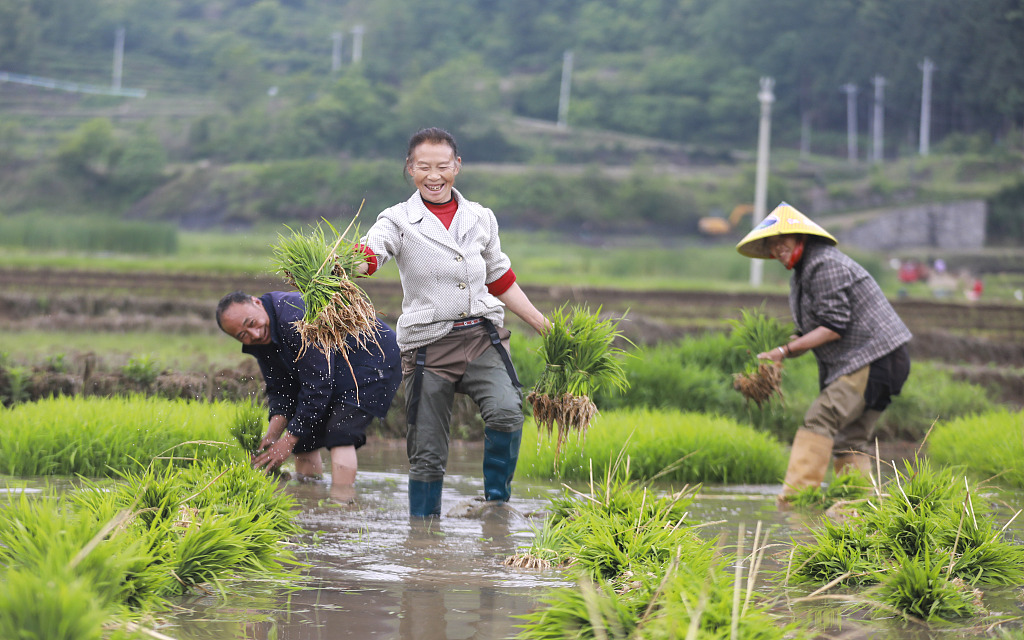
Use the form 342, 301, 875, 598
9, 442, 1024, 640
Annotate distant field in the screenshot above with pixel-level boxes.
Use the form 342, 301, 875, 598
0, 226, 877, 294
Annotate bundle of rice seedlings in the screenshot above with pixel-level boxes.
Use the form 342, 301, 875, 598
728, 306, 792, 407
526, 305, 630, 465
271, 213, 381, 384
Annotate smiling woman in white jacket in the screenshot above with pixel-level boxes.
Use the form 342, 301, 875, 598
360, 127, 548, 517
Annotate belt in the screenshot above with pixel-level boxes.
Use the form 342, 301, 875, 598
451, 317, 484, 329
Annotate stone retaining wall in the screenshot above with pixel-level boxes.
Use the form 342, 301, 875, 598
836, 200, 986, 251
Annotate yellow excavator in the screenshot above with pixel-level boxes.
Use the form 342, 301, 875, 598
698, 204, 754, 235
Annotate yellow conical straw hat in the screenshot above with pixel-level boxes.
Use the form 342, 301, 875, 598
735, 202, 837, 259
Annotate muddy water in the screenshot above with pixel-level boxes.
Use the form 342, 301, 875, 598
9, 445, 1023, 640
153, 443, 1024, 640
160, 444, 567, 639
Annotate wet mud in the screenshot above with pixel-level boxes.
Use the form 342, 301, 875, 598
150, 443, 1023, 640
9, 442, 1024, 639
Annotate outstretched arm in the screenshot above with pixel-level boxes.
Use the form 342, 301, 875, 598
497, 282, 549, 335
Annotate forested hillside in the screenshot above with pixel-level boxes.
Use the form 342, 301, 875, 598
4, 0, 1023, 157
1, 0, 1022, 239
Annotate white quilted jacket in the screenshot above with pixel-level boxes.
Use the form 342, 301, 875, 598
362, 189, 512, 351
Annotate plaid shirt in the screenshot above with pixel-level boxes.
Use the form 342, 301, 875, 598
790, 242, 912, 386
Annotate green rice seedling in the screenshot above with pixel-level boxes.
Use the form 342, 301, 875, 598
503, 517, 567, 569
596, 355, 739, 414
0, 351, 31, 406
271, 216, 381, 368
873, 551, 981, 621
176, 459, 302, 537
790, 519, 880, 587
0, 569, 109, 640
0, 488, 167, 613
880, 368, 996, 441
518, 408, 787, 484
789, 471, 875, 511
230, 397, 266, 455
511, 453, 707, 584
67, 459, 303, 597
727, 306, 793, 408
113, 466, 188, 530
644, 557, 809, 640
161, 512, 260, 596
948, 539, 1024, 586
527, 305, 631, 465
121, 354, 161, 388
0, 456, 304, 637
0, 396, 242, 477
885, 457, 965, 513
516, 577, 642, 640
928, 409, 1024, 489
786, 453, 1024, 629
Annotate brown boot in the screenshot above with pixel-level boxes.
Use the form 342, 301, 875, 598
833, 452, 872, 476
778, 428, 833, 505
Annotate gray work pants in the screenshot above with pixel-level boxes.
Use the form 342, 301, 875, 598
405, 346, 523, 483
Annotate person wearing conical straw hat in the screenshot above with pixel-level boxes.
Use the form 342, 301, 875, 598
736, 202, 912, 504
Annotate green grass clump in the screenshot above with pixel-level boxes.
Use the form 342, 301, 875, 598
788, 471, 874, 511
876, 552, 982, 621
0, 456, 302, 637
513, 459, 807, 640
0, 395, 243, 476
787, 457, 1024, 622
230, 397, 266, 456
517, 408, 788, 485
926, 409, 1024, 488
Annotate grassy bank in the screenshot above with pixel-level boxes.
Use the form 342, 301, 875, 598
519, 408, 788, 484
927, 408, 1024, 488
0, 324, 1001, 449
0, 396, 243, 476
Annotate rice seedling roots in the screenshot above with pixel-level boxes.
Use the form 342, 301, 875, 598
732, 360, 783, 408
527, 391, 598, 463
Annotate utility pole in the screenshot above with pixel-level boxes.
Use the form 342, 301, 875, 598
557, 50, 573, 130
351, 25, 364, 64
919, 57, 935, 156
331, 31, 343, 72
112, 26, 125, 90
750, 76, 774, 288
841, 83, 858, 163
799, 111, 811, 160
872, 75, 885, 163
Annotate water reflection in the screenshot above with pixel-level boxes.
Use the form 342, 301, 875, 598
6, 444, 1023, 640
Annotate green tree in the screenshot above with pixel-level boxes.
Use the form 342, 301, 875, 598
110, 129, 168, 196
392, 55, 502, 135
0, 0, 40, 71
291, 71, 391, 155
56, 118, 117, 180
210, 37, 268, 113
